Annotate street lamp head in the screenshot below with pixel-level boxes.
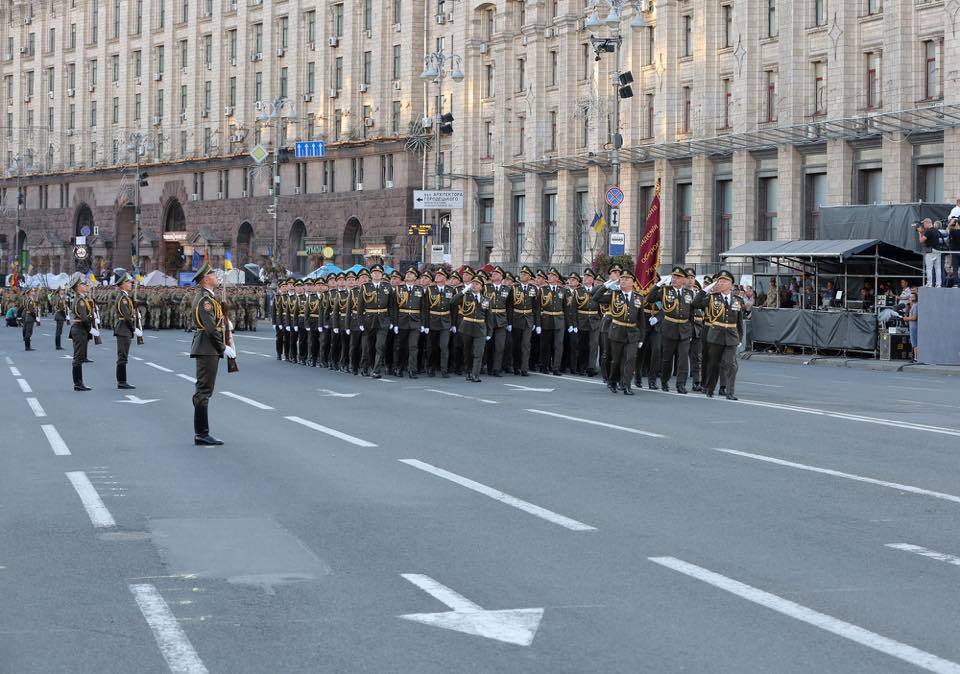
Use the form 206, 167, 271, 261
630, 6, 648, 28
585, 10, 602, 28
450, 67, 465, 83
604, 7, 621, 25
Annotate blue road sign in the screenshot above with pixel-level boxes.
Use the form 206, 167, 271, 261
295, 141, 326, 159
605, 186, 624, 207
80, 226, 91, 237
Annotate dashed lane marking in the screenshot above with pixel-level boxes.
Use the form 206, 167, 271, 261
177, 374, 197, 383
16, 378, 32, 393
221, 391, 274, 410
10, 366, 21, 376
649, 556, 960, 674
132, 356, 144, 361
886, 544, 960, 568
66, 471, 116, 528
285, 415, 378, 447
400, 459, 597, 531
129, 584, 209, 674
526, 409, 666, 438
425, 389, 498, 404
26, 397, 46, 417
4, 356, 14, 364
41, 425, 70, 456
146, 362, 174, 373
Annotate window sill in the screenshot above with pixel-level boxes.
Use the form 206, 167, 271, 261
717, 46, 733, 54
760, 36, 779, 45
916, 96, 943, 105
678, 55, 693, 63
858, 12, 883, 24
805, 23, 828, 34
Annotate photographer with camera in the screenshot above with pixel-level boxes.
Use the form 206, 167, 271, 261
917, 219, 945, 288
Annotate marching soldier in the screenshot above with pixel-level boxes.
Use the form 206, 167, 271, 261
425, 268, 456, 378
69, 273, 97, 391
53, 288, 68, 350
699, 275, 714, 392
593, 264, 621, 384
501, 272, 516, 374
190, 263, 234, 446
448, 271, 464, 375
564, 272, 583, 375
305, 279, 322, 366
637, 280, 663, 390
334, 272, 353, 372
358, 264, 394, 378
483, 266, 512, 377
593, 271, 646, 395
539, 268, 566, 375
686, 268, 705, 392
453, 275, 494, 382
393, 266, 428, 378
644, 266, 696, 393
693, 270, 743, 400
292, 280, 306, 364
112, 269, 140, 390
21, 288, 40, 351
578, 269, 601, 376
273, 280, 287, 360
510, 266, 541, 377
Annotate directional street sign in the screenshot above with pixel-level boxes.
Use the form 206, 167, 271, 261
609, 232, 626, 256
605, 186, 624, 207
398, 573, 543, 646
413, 190, 465, 210
609, 207, 621, 229
249, 144, 269, 164
294, 141, 326, 159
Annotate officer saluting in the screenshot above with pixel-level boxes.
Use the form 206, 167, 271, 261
453, 275, 494, 383
190, 263, 235, 446
68, 273, 97, 391
693, 269, 743, 400
393, 266, 428, 378
645, 266, 696, 394
112, 268, 141, 390
593, 271, 646, 395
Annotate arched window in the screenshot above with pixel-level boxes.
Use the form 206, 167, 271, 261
288, 219, 307, 274
237, 222, 254, 266
164, 200, 186, 232
75, 204, 95, 237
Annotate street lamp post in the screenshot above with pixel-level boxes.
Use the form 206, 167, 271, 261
585, 0, 648, 234
127, 132, 154, 278
420, 49, 464, 263
6, 153, 28, 281
258, 97, 296, 280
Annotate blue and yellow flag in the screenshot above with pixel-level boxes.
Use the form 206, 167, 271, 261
223, 251, 234, 271
591, 211, 607, 234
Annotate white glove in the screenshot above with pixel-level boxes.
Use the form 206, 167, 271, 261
485, 336, 491, 341
294, 325, 299, 332
506, 325, 512, 332
573, 327, 579, 333
424, 327, 431, 334
637, 341, 644, 349
90, 328, 100, 337
648, 317, 658, 326
605, 279, 619, 289
346, 329, 351, 335
359, 325, 365, 332
334, 328, 340, 334
319, 327, 324, 332
306, 327, 311, 332
286, 326, 291, 332
535, 326, 542, 335
450, 326, 457, 334
393, 326, 399, 334
567, 326, 574, 333
223, 344, 237, 359
389, 323, 394, 330
228, 320, 235, 332
134, 328, 143, 337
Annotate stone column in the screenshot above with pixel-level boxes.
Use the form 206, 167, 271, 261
657, 159, 675, 269
778, 145, 803, 239
554, 170, 576, 264
826, 140, 853, 206
882, 135, 913, 204
731, 150, 756, 247
686, 155, 714, 263
520, 172, 544, 265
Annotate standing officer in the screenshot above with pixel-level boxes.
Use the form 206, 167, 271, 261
305, 279, 322, 367
539, 268, 566, 375
646, 266, 696, 393
563, 272, 583, 375
358, 264, 394, 378
294, 280, 308, 364
112, 269, 140, 390
510, 266, 539, 377
686, 268, 705, 392
425, 268, 456, 378
190, 263, 234, 445
393, 266, 427, 378
593, 271, 646, 395
53, 288, 68, 350
273, 280, 287, 360
453, 275, 493, 382
21, 288, 40, 351
69, 273, 97, 391
693, 270, 743, 400
592, 264, 621, 383
483, 265, 512, 377
578, 269, 601, 376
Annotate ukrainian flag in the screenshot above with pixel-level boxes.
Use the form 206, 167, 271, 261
88, 272, 97, 284
591, 210, 607, 234
224, 251, 234, 271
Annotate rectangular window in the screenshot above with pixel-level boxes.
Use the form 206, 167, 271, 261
91, 0, 100, 44
229, 30, 237, 61
517, 58, 526, 92
335, 57, 343, 91
581, 43, 591, 80
112, 54, 119, 82
549, 51, 558, 87
255, 72, 263, 101
181, 0, 189, 23
156, 89, 164, 117
333, 4, 344, 37
682, 15, 692, 57
112, 96, 119, 124
391, 100, 401, 134
91, 100, 97, 127
645, 26, 655, 65
722, 5, 733, 48
280, 67, 288, 98
307, 63, 316, 94
334, 109, 342, 141
307, 11, 317, 43
579, 105, 589, 148
136, 0, 144, 33
765, 70, 777, 122
280, 16, 289, 49
805, 172, 827, 239
758, 176, 779, 239
364, 0, 373, 31
70, 23, 77, 50
716, 179, 733, 255
517, 117, 525, 155
866, 52, 881, 109
548, 111, 557, 152
675, 183, 692, 264
203, 35, 213, 65
867, 0, 881, 16
918, 164, 944, 203
682, 86, 692, 133
228, 77, 237, 106
645, 93, 655, 138
767, 0, 777, 38
114, 0, 121, 38
923, 40, 938, 101
484, 121, 494, 158
543, 193, 557, 261
484, 64, 494, 97
392, 45, 401, 81
858, 168, 882, 204
203, 80, 211, 114
815, 0, 827, 26
362, 104, 372, 139
363, 51, 372, 86
133, 51, 142, 78
721, 79, 732, 129
157, 45, 165, 74
485, 8, 495, 40
513, 194, 526, 262
180, 84, 188, 113
813, 61, 826, 115
254, 23, 263, 53
134, 94, 140, 120
48, 27, 55, 53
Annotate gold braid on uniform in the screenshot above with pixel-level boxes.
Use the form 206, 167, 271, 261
577, 290, 590, 309
398, 288, 409, 308
513, 287, 525, 307
661, 288, 679, 315
707, 295, 725, 324
609, 292, 628, 319
430, 288, 441, 309
541, 289, 554, 308
462, 294, 476, 316
361, 285, 378, 305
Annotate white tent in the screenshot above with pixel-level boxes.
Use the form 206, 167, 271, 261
141, 270, 178, 286
223, 269, 246, 285
22, 273, 70, 289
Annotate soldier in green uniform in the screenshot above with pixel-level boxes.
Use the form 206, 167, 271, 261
577, 269, 601, 376
693, 270, 743, 400
593, 270, 646, 395
112, 269, 139, 390
190, 263, 234, 445
53, 288, 68, 350
510, 266, 540, 377
483, 266, 512, 377
69, 273, 96, 391
357, 264, 394, 378
272, 280, 286, 360
645, 266, 696, 394
453, 275, 494, 382
686, 268, 705, 392
20, 288, 40, 351
539, 268, 567, 375
305, 279, 322, 366
393, 266, 428, 378
425, 269, 456, 377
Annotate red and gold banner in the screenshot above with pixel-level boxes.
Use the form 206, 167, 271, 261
635, 179, 661, 294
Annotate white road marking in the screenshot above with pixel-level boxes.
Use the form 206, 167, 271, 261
132, 356, 144, 361
129, 584, 209, 674
179, 352, 191, 356
232, 334, 274, 341
146, 362, 174, 373
713, 448, 960, 505
378, 377, 398, 383
177, 374, 197, 383
400, 459, 596, 531
66, 471, 116, 528
176, 339, 190, 343
737, 381, 784, 388
504, 383, 555, 392
531, 371, 605, 386
117, 395, 160, 405
285, 415, 378, 447
425, 388, 498, 404
317, 388, 360, 398
41, 425, 71, 456
526, 409, 666, 438
16, 378, 32, 393
10, 366, 21, 376
4, 356, 13, 364
26, 397, 46, 417
649, 556, 960, 674
895, 399, 960, 411
886, 543, 960, 567
221, 391, 274, 410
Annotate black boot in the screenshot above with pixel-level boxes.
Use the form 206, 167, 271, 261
55, 337, 62, 350
117, 365, 136, 390
73, 365, 91, 391
193, 406, 223, 446
25, 338, 34, 351
623, 384, 635, 396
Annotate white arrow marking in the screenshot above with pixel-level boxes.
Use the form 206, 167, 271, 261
117, 395, 160, 405
425, 389, 498, 404
399, 574, 543, 646
504, 384, 555, 393
146, 362, 173, 373
317, 388, 360, 398
179, 352, 191, 356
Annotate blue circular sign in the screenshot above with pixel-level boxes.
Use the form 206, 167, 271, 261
605, 187, 624, 207
80, 226, 91, 237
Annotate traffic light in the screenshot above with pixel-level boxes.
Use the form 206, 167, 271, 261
618, 71, 634, 99
278, 147, 293, 163
439, 112, 454, 135
138, 171, 148, 187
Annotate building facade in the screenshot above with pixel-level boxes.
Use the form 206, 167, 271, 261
2, 0, 960, 278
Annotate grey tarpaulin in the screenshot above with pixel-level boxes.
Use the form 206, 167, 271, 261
750, 308, 877, 352
917, 288, 960, 365
819, 204, 952, 253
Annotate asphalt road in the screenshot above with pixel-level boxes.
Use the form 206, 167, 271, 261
2, 322, 960, 673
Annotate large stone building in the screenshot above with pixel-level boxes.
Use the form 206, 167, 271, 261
2, 0, 960, 278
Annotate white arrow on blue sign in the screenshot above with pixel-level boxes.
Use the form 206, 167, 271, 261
295, 141, 326, 159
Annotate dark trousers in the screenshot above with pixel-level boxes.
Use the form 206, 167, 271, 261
539, 328, 564, 372
71, 332, 89, 366
55, 319, 65, 348
608, 337, 640, 388
461, 333, 486, 379
578, 327, 599, 374
395, 328, 420, 374
566, 330, 579, 374
502, 329, 514, 372
116, 335, 131, 366
308, 327, 321, 365
704, 342, 738, 395
660, 336, 690, 387
192, 355, 220, 433
429, 329, 450, 373
349, 329, 363, 371
689, 334, 703, 384
638, 328, 661, 383
297, 324, 308, 362
22, 321, 34, 345
600, 329, 612, 381
488, 326, 506, 374
364, 327, 389, 374
275, 325, 285, 358
512, 325, 532, 374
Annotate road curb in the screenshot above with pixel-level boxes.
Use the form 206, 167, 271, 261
741, 352, 960, 378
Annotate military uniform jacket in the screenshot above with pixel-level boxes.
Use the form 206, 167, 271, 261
54, 296, 68, 321
539, 285, 566, 331
592, 287, 646, 344
426, 285, 457, 330
114, 291, 136, 337
294, 294, 307, 327
590, 285, 615, 333
332, 289, 349, 330
345, 288, 362, 330
358, 282, 394, 330
21, 298, 40, 324
484, 284, 513, 329
568, 287, 599, 331
646, 285, 695, 340
190, 289, 225, 357
693, 291, 744, 347
272, 294, 285, 327
306, 294, 322, 330
394, 284, 428, 329
69, 296, 95, 339
320, 292, 333, 329
511, 283, 541, 330
452, 290, 493, 337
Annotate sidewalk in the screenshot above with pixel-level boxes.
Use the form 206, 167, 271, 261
743, 352, 960, 377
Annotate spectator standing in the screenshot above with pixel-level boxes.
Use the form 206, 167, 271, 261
948, 218, 960, 288
948, 198, 960, 221
904, 291, 919, 362
897, 279, 911, 306
918, 219, 945, 287
765, 279, 780, 308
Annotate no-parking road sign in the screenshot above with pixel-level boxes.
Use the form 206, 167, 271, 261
605, 186, 624, 207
